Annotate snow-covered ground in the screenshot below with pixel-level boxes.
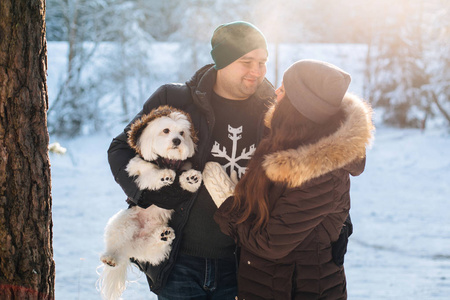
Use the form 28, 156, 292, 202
50, 127, 154, 299
346, 126, 450, 299
50, 125, 450, 300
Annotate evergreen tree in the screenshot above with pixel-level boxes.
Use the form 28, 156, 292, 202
366, 0, 449, 128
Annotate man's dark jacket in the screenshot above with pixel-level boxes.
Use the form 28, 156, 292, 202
107, 64, 275, 293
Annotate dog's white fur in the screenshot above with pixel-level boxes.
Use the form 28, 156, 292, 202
98, 110, 201, 300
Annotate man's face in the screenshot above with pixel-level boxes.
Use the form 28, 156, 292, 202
215, 48, 268, 100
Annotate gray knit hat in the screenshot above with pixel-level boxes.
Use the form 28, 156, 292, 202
283, 59, 351, 124
210, 21, 267, 70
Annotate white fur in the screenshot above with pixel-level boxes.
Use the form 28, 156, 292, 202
98, 111, 201, 300
179, 169, 203, 193
126, 156, 176, 190
98, 206, 174, 300
139, 112, 196, 161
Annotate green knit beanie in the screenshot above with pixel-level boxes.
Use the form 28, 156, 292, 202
210, 21, 268, 70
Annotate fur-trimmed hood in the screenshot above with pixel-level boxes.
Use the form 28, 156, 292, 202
127, 105, 198, 158
262, 93, 374, 188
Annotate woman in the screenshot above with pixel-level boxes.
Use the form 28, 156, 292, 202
203, 59, 374, 300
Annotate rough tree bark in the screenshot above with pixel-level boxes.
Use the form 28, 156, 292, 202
0, 0, 55, 299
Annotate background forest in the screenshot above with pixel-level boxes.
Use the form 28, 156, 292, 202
45, 0, 450, 136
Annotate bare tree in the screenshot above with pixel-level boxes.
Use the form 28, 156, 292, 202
46, 0, 103, 136
0, 0, 55, 299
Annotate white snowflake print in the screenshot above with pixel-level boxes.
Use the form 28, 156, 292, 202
211, 125, 255, 178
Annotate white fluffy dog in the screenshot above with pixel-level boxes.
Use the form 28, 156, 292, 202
98, 106, 202, 300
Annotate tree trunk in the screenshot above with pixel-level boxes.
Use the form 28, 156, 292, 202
431, 92, 450, 126
0, 0, 55, 299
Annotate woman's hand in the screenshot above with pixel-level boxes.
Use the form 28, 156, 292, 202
203, 162, 237, 208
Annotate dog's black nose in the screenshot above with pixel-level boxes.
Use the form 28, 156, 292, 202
172, 138, 181, 146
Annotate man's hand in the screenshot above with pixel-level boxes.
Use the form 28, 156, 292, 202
138, 185, 190, 209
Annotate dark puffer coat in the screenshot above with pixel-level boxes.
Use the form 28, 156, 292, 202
214, 94, 374, 299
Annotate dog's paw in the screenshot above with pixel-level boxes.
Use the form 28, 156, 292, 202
125, 156, 145, 177
159, 227, 175, 242
157, 169, 176, 188
180, 169, 202, 192
100, 254, 117, 267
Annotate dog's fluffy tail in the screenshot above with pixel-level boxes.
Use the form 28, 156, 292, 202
97, 261, 131, 300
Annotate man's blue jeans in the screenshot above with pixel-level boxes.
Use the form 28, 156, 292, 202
158, 253, 237, 300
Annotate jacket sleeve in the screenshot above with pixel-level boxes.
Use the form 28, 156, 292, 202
344, 156, 366, 177
107, 85, 169, 203
214, 187, 339, 260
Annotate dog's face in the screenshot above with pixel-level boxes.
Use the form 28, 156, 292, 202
137, 111, 196, 161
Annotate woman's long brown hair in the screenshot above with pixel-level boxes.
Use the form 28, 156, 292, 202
229, 95, 344, 232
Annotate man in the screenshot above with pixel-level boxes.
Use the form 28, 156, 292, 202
108, 21, 275, 299
108, 21, 352, 299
